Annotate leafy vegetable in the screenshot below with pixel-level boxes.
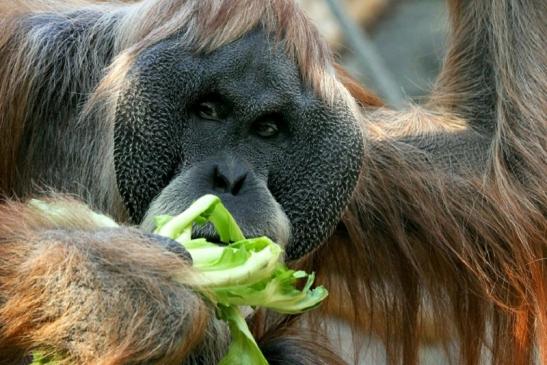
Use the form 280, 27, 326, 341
30, 351, 59, 365
30, 195, 328, 365
213, 268, 328, 314
217, 304, 269, 365
157, 195, 328, 364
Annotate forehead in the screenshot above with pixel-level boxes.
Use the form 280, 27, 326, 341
130, 27, 346, 122
131, 29, 309, 105
202, 30, 301, 81
196, 29, 306, 102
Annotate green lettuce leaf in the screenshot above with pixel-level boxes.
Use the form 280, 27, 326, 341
217, 305, 268, 365
30, 351, 60, 365
212, 268, 328, 314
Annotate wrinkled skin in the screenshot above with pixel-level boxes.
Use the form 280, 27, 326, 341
116, 30, 363, 259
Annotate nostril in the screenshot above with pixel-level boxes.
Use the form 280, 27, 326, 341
213, 166, 229, 193
231, 173, 246, 195
212, 163, 248, 196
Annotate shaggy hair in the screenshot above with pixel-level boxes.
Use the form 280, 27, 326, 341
0, 1, 360, 364
0, 0, 545, 364
300, 1, 546, 364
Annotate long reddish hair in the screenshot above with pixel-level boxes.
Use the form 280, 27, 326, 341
299, 1, 546, 363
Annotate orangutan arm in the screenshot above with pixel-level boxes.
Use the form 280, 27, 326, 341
0, 199, 228, 365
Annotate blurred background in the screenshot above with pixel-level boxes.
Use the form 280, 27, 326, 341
299, 0, 449, 108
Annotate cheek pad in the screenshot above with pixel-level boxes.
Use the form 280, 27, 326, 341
114, 37, 364, 257
114, 47, 204, 222
271, 104, 363, 259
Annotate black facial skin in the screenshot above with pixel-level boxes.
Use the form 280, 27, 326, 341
114, 29, 363, 260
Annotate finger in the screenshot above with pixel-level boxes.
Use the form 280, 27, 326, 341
142, 232, 193, 263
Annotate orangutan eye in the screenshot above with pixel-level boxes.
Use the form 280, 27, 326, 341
193, 93, 227, 121
252, 116, 283, 138
197, 101, 220, 120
